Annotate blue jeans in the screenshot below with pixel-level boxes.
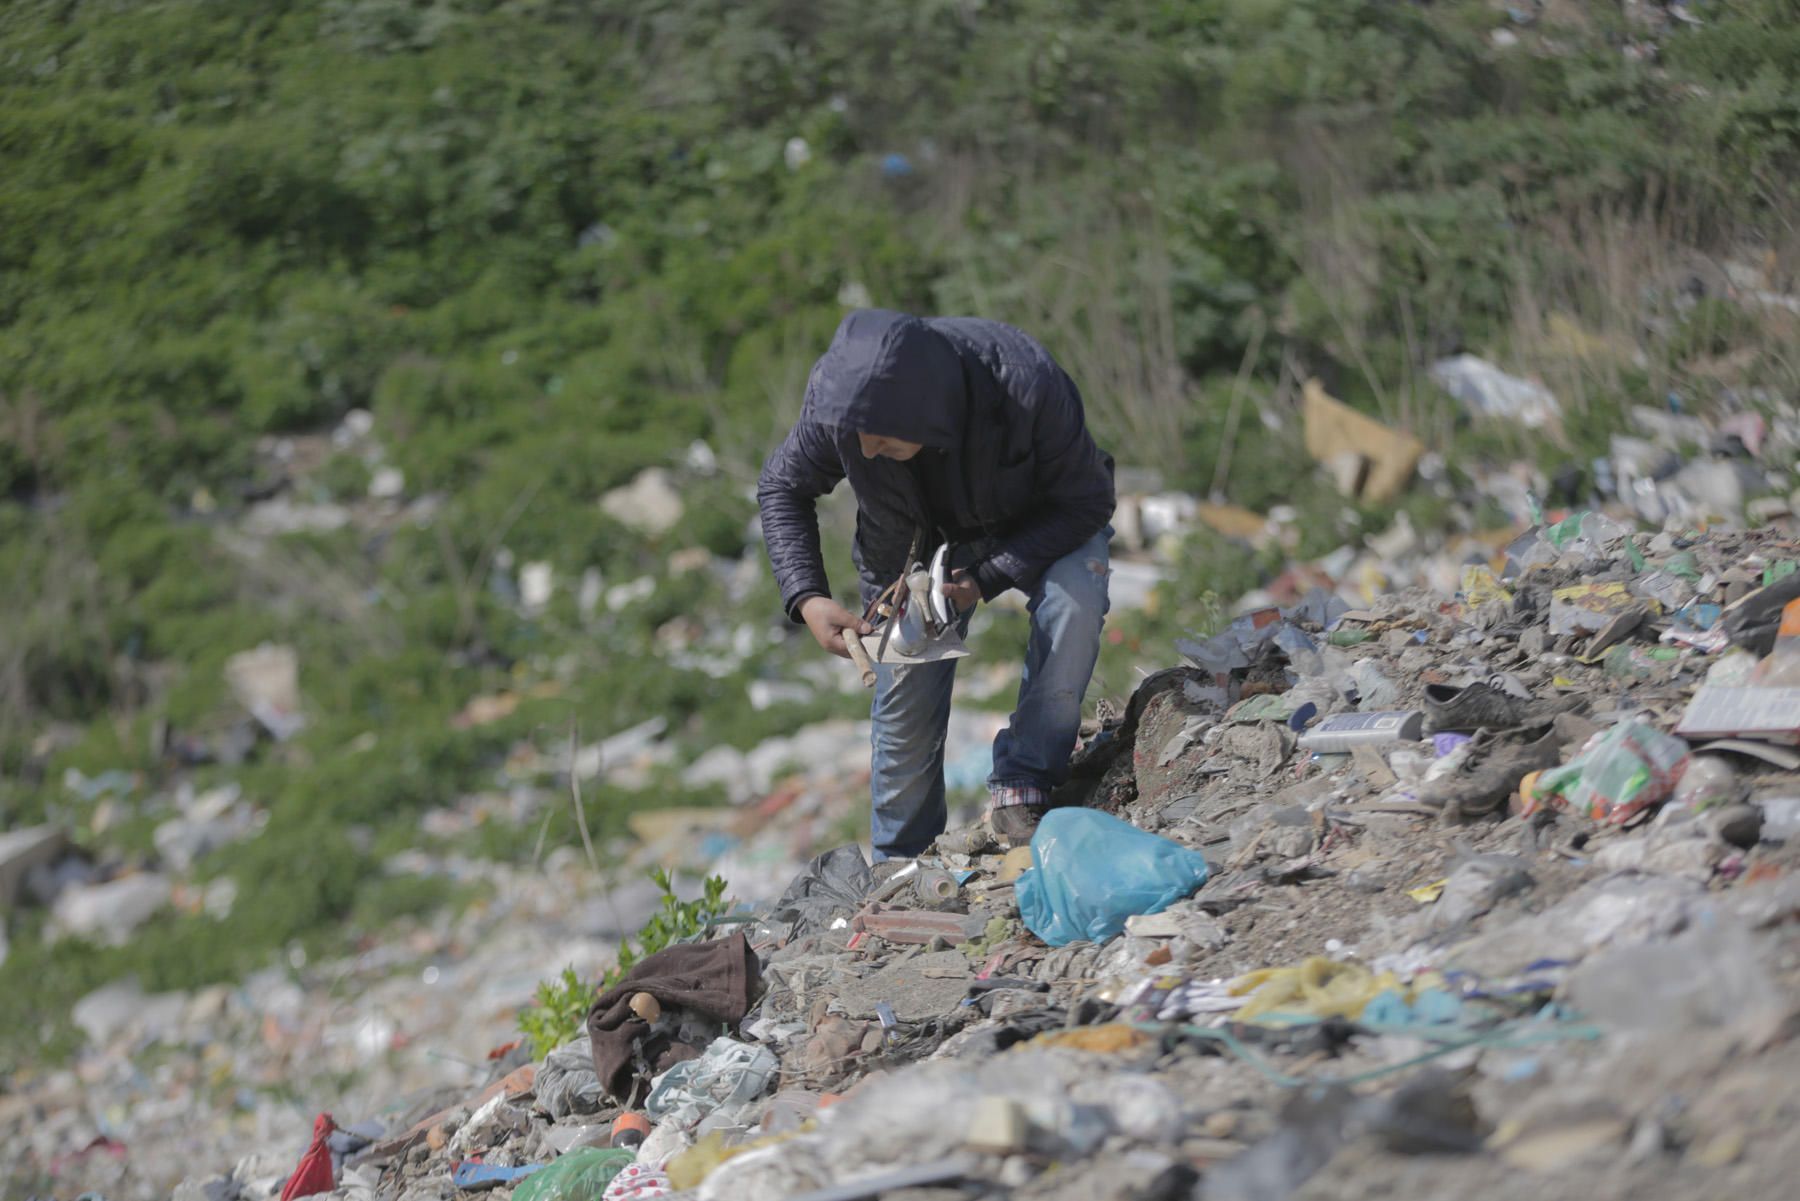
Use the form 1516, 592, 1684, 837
867, 528, 1112, 860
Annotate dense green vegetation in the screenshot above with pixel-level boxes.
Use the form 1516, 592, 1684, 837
1, 0, 1794, 1070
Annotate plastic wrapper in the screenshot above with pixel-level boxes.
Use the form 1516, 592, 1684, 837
1761, 796, 1800, 842
510, 1148, 635, 1201
1549, 582, 1645, 636
1525, 721, 1691, 824
764, 844, 871, 939
1667, 756, 1743, 813
1285, 587, 1349, 631
1504, 529, 1558, 577
1015, 809, 1210, 946
537, 1032, 604, 1119
600, 1164, 672, 1200
1349, 660, 1399, 710
1460, 564, 1512, 606
646, 1036, 778, 1130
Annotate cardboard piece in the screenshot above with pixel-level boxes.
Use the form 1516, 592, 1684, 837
1196, 502, 1269, 541
1676, 686, 1800, 745
1692, 739, 1800, 771
1301, 379, 1425, 504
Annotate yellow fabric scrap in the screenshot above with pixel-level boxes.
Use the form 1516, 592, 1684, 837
1407, 878, 1448, 903
667, 1128, 803, 1191
1228, 957, 1403, 1022
1029, 1023, 1154, 1054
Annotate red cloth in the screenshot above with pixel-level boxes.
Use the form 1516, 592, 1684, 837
279, 1113, 337, 1201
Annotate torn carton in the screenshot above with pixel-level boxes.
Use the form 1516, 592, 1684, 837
1301, 379, 1424, 505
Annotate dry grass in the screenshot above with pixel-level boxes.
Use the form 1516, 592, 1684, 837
0, 516, 120, 775
1506, 190, 1800, 423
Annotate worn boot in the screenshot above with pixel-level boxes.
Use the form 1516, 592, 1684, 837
1419, 723, 1567, 820
990, 803, 1048, 848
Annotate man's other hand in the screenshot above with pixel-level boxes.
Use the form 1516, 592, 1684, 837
799, 596, 873, 659
942, 570, 980, 613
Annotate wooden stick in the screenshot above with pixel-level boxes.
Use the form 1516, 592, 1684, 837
845, 631, 877, 688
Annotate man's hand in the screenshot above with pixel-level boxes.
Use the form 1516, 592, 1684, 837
942, 569, 980, 613
799, 596, 873, 659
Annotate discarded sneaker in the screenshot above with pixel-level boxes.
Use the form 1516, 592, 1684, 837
990, 803, 1047, 848
1422, 680, 1575, 734
1420, 724, 1566, 820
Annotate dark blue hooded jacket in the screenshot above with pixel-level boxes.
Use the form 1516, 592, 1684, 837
757, 310, 1116, 621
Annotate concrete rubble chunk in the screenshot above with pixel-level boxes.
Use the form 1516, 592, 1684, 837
0, 823, 67, 908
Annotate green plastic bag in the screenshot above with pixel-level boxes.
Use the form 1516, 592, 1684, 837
511, 1148, 635, 1201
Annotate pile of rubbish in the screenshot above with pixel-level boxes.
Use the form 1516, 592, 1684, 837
160, 513, 1800, 1201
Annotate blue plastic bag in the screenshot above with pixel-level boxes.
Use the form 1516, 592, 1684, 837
1015, 808, 1210, 946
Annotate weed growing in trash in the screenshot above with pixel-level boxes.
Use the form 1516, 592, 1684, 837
518, 966, 591, 1060
518, 868, 731, 1055
611, 869, 733, 987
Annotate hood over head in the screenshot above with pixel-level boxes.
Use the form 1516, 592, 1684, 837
809, 309, 966, 448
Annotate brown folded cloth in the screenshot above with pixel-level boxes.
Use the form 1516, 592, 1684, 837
585, 932, 761, 1102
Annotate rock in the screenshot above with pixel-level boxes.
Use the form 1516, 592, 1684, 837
1131, 687, 1212, 810
1706, 803, 1764, 849
449, 1093, 529, 1155
965, 1096, 1029, 1152
0, 823, 67, 907
601, 467, 684, 536
1429, 856, 1534, 933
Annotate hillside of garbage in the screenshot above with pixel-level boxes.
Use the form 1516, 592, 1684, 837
9, 389, 1800, 1200
5, 3, 1800, 1199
